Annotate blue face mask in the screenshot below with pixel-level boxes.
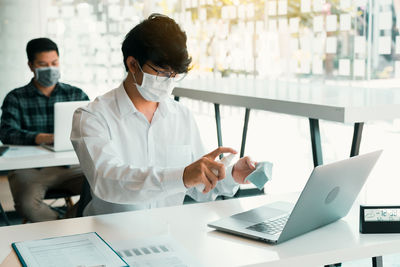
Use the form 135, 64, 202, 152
244, 162, 273, 190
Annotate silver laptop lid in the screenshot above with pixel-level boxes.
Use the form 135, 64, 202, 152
53, 101, 89, 151
277, 150, 382, 243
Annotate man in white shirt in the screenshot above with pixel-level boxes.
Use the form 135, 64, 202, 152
71, 14, 255, 216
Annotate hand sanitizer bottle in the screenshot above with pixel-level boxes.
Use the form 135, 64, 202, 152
196, 153, 236, 192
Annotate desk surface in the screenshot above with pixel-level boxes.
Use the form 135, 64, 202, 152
173, 78, 400, 123
1, 194, 399, 267
0, 146, 78, 171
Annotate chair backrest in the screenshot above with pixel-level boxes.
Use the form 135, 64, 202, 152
76, 178, 92, 217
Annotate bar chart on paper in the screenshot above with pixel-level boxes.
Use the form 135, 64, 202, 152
112, 235, 201, 267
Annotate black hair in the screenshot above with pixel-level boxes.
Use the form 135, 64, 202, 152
122, 13, 192, 73
26, 38, 59, 63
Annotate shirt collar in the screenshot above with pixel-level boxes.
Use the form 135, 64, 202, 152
158, 98, 177, 117
28, 78, 60, 97
116, 83, 177, 118
116, 83, 139, 117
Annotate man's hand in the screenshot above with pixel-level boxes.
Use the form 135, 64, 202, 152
232, 156, 256, 184
35, 133, 54, 145
183, 147, 237, 193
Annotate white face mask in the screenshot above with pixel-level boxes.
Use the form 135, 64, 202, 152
132, 64, 175, 102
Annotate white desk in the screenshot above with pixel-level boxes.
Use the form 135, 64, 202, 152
1, 194, 399, 267
174, 79, 400, 123
0, 146, 79, 225
173, 79, 400, 166
0, 146, 78, 171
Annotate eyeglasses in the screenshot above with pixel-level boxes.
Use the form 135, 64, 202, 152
145, 63, 187, 82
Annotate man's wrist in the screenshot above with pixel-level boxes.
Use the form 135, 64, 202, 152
34, 133, 42, 144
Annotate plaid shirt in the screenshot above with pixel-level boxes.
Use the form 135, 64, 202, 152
0, 79, 89, 145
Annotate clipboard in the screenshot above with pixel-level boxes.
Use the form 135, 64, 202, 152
12, 232, 128, 267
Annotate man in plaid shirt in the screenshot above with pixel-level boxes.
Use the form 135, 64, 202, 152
0, 38, 89, 222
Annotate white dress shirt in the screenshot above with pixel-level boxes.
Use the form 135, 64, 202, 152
71, 83, 239, 216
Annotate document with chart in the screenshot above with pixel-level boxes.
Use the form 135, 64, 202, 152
111, 235, 201, 267
12, 232, 128, 267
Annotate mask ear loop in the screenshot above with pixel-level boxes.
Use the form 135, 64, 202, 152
132, 60, 143, 85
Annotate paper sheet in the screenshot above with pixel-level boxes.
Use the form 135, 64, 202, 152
354, 59, 366, 77
379, 12, 392, 30
395, 61, 400, 78
12, 232, 127, 267
378, 36, 391, 55
228, 5, 236, 19
268, 1, 277, 16
278, 18, 287, 30
396, 36, 400, 54
269, 19, 277, 31
278, 0, 288, 15
256, 21, 264, 33
381, 0, 393, 5
289, 17, 299, 33
300, 36, 312, 52
338, 59, 350, 76
326, 36, 337, 53
198, 8, 207, 21
340, 14, 351, 31
340, 0, 351, 9
300, 60, 311, 74
313, 0, 323, 12
290, 37, 299, 52
313, 37, 324, 54
246, 4, 255, 18
313, 16, 323, 32
301, 0, 311, 13
61, 6, 74, 18
111, 235, 201, 267
312, 56, 324, 74
326, 15, 337, 32
355, 0, 367, 6
354, 36, 366, 54
2, 146, 51, 158
238, 5, 246, 19
108, 5, 120, 20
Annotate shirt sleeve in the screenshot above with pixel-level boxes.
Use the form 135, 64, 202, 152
0, 93, 38, 145
185, 111, 240, 202
70, 107, 187, 205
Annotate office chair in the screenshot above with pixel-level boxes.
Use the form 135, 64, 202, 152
25, 176, 92, 222
76, 178, 91, 217
21, 189, 78, 224
0, 202, 10, 226
45, 189, 76, 210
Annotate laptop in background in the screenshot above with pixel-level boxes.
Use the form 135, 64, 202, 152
42, 101, 89, 152
208, 150, 382, 244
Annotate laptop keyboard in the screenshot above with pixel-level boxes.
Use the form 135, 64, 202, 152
246, 215, 289, 235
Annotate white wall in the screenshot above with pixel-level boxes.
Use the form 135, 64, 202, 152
0, 0, 50, 105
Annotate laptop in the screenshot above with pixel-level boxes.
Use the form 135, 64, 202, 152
42, 101, 89, 152
208, 150, 382, 244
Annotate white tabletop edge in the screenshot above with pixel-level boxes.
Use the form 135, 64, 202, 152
0, 146, 79, 171
173, 87, 348, 123
1, 194, 400, 267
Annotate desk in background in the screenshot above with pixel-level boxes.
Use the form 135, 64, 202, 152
173, 79, 400, 167
1, 194, 399, 267
0, 146, 79, 225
